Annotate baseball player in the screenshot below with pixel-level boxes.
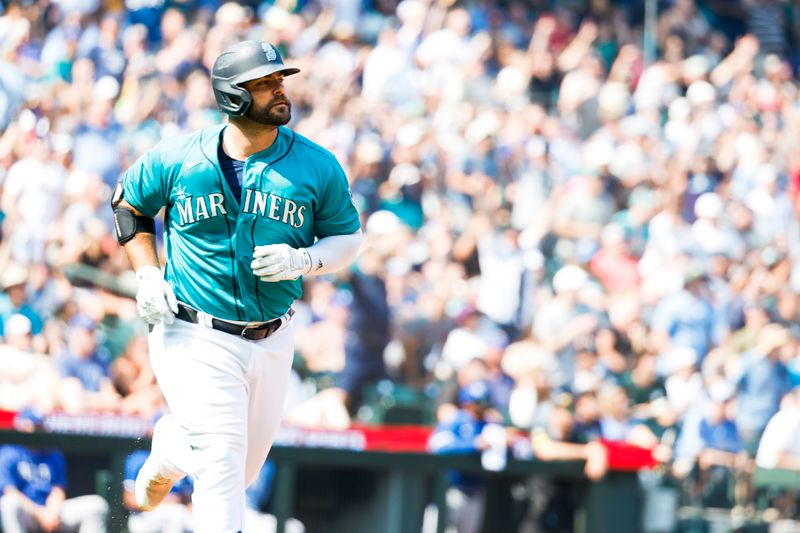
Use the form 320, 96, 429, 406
111, 40, 362, 532
0, 444, 109, 533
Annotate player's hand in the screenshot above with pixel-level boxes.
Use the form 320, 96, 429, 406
135, 265, 178, 325
251, 244, 311, 282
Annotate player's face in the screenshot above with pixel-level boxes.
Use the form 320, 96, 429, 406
242, 73, 291, 126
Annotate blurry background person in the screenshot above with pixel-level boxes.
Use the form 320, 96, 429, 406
428, 380, 501, 533
55, 314, 121, 414
756, 388, 800, 470
0, 313, 59, 414
0, 444, 108, 533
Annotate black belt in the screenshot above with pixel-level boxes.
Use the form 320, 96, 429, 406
175, 303, 293, 341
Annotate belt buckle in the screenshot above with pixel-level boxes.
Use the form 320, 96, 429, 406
240, 323, 260, 339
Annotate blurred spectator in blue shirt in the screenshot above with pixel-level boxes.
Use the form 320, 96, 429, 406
337, 248, 389, 406
56, 314, 121, 413
72, 96, 122, 188
124, 0, 168, 45
733, 324, 792, 453
81, 15, 126, 82
0, 444, 108, 533
673, 382, 746, 507
651, 269, 715, 360
675, 382, 745, 468
429, 379, 500, 533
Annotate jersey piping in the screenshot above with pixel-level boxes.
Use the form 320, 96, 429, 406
200, 133, 244, 321
251, 129, 297, 321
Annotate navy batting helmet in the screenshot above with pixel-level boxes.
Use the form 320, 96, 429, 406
211, 40, 300, 116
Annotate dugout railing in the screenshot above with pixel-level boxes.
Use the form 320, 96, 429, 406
0, 428, 641, 533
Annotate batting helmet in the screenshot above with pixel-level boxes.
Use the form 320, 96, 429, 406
211, 40, 300, 116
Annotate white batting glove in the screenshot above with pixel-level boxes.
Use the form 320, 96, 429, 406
251, 244, 312, 282
135, 265, 178, 325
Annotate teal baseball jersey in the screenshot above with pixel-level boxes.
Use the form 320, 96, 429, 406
121, 124, 361, 322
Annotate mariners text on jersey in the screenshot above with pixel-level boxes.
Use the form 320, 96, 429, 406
121, 125, 361, 323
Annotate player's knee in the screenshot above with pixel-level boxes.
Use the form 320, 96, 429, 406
85, 494, 110, 518
197, 439, 246, 479
0, 491, 22, 515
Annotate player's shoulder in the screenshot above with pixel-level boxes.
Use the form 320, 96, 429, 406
285, 128, 342, 168
0, 444, 22, 459
149, 125, 225, 169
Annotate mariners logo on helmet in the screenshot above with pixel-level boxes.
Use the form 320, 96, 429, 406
262, 43, 277, 62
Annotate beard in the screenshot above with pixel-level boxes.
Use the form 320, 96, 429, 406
245, 97, 292, 126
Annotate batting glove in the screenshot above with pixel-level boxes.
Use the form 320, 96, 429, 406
135, 265, 178, 325
251, 244, 312, 282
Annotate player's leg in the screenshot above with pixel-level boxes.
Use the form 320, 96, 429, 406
57, 494, 109, 533
134, 414, 192, 510
244, 320, 295, 486
147, 320, 251, 532
0, 491, 38, 533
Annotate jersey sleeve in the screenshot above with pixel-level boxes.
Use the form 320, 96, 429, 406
121, 145, 170, 218
48, 450, 67, 489
313, 158, 361, 238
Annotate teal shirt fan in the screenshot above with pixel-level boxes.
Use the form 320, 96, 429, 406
121, 123, 361, 322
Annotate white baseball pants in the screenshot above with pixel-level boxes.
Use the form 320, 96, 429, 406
147, 315, 294, 533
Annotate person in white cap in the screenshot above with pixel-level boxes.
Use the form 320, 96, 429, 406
0, 264, 43, 338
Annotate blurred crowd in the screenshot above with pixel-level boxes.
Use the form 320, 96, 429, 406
1, 0, 800, 528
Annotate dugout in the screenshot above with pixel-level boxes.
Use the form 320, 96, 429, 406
0, 429, 639, 533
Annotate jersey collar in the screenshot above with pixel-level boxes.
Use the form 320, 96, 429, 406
209, 124, 287, 163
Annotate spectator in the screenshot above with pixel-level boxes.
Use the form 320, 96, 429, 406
0, 0, 799, 520
0, 444, 108, 533
441, 310, 497, 372
650, 268, 715, 360
336, 246, 390, 409
618, 353, 667, 417
756, 388, 800, 470
56, 314, 120, 414
428, 380, 500, 533
674, 382, 747, 506
531, 405, 608, 480
0, 313, 59, 413
677, 382, 744, 464
597, 384, 660, 450
733, 324, 792, 452
0, 263, 44, 337
589, 223, 641, 294
664, 347, 703, 418
111, 333, 163, 417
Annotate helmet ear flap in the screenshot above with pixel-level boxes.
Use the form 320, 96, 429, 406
212, 81, 252, 116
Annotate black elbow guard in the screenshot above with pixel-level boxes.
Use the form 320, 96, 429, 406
114, 207, 156, 245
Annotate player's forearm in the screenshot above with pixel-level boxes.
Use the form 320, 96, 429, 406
303, 231, 363, 276
117, 199, 160, 272
123, 232, 160, 272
